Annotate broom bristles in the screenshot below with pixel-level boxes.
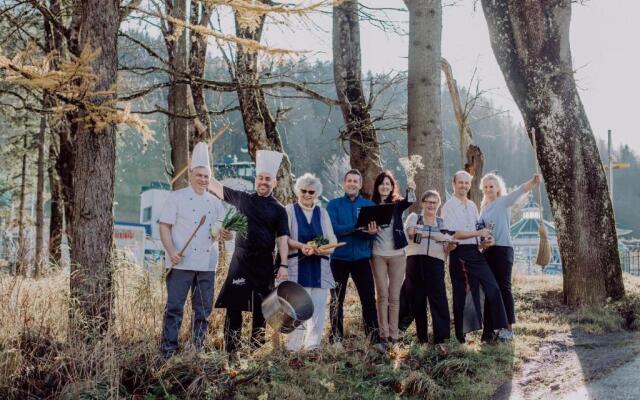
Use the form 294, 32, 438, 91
536, 223, 552, 266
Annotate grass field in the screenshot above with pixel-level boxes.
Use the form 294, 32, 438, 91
1, 260, 639, 399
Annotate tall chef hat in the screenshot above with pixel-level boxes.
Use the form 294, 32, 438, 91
256, 150, 284, 177
190, 142, 211, 174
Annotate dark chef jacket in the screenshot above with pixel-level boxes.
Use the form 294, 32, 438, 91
214, 186, 289, 311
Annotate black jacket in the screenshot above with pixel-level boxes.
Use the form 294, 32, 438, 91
380, 189, 414, 250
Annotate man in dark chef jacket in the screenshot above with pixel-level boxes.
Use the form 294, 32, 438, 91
208, 149, 290, 355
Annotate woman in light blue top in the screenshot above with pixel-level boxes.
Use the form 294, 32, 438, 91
479, 173, 541, 341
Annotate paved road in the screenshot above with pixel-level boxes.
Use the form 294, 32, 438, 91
494, 354, 640, 400
561, 355, 640, 400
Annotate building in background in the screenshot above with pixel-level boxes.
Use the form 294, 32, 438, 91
511, 194, 634, 275
510, 195, 562, 274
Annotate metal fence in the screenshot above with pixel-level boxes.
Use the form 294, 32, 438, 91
621, 251, 640, 276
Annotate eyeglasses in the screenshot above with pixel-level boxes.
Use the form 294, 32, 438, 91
300, 189, 316, 195
422, 200, 439, 205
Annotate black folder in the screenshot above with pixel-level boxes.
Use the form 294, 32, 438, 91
355, 204, 395, 229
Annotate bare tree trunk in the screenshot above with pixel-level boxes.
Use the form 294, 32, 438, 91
441, 58, 484, 207
35, 100, 47, 278
48, 132, 63, 267
43, 0, 75, 243
234, 5, 295, 203
481, 0, 624, 304
57, 122, 75, 239
16, 134, 28, 277
333, 0, 381, 198
405, 0, 444, 203
189, 1, 213, 144
165, 0, 192, 189
69, 0, 119, 337
43, 1, 64, 266
465, 145, 484, 207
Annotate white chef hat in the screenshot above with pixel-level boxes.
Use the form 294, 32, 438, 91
256, 150, 284, 177
190, 142, 211, 174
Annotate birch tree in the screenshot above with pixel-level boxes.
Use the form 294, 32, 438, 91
481, 0, 625, 305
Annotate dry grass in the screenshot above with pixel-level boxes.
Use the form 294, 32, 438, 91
1, 261, 639, 399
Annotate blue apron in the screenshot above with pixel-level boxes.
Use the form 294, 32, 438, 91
294, 203, 324, 288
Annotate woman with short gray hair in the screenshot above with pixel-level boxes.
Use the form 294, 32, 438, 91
294, 173, 324, 198
285, 173, 336, 351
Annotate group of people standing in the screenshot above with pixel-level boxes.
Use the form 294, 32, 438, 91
157, 142, 541, 359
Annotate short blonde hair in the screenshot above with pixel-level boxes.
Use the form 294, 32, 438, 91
480, 173, 507, 207
294, 173, 323, 198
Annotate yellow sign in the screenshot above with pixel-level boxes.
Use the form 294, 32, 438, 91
604, 163, 631, 170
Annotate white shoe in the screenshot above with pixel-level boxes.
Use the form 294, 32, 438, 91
498, 329, 514, 341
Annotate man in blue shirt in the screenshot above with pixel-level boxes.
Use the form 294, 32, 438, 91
327, 169, 385, 351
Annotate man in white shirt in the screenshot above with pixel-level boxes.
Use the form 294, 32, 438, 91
441, 171, 508, 343
158, 142, 231, 358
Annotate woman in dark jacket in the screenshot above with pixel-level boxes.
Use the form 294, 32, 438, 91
370, 170, 415, 344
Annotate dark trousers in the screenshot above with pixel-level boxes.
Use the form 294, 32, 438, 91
329, 258, 380, 343
449, 245, 508, 343
400, 255, 450, 344
482, 246, 515, 339
161, 269, 215, 354
223, 291, 266, 353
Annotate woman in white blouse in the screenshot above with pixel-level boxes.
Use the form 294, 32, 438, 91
402, 190, 453, 345
285, 173, 337, 351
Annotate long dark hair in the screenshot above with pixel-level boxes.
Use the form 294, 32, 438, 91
372, 170, 401, 204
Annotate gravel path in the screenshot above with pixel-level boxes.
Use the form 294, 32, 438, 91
493, 331, 640, 400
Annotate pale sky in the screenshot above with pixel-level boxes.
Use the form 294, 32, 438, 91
253, 0, 640, 154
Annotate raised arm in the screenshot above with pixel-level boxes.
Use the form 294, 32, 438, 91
502, 174, 542, 207
397, 181, 417, 212
522, 174, 542, 192
207, 177, 224, 199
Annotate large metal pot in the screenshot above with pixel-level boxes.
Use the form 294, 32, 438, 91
261, 281, 314, 334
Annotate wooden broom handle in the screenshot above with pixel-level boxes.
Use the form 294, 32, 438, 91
531, 130, 544, 220
170, 124, 229, 185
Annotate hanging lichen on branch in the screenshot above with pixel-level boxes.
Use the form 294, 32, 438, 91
0, 44, 153, 140
213, 0, 338, 33
134, 0, 337, 57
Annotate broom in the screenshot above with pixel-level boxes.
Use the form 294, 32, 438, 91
531, 132, 551, 266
